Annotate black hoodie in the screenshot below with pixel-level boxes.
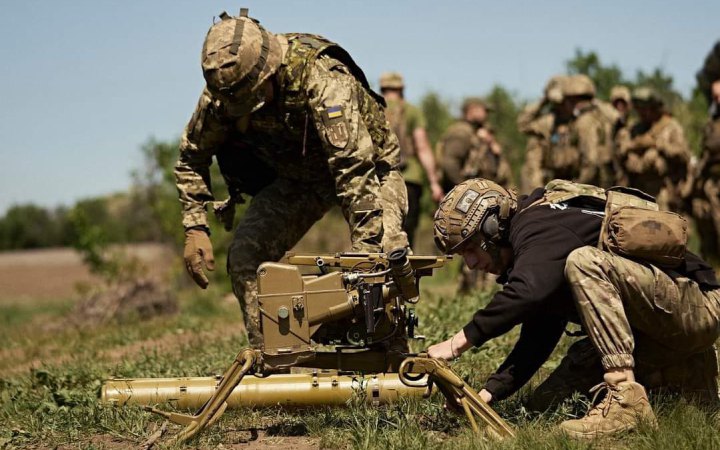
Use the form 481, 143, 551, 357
463, 188, 719, 400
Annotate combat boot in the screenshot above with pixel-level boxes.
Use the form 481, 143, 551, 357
559, 380, 657, 439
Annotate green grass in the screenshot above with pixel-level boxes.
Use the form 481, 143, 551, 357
1, 281, 720, 449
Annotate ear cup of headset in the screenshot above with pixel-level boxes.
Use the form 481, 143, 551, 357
480, 213, 499, 241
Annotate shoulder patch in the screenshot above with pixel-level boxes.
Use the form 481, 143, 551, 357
321, 105, 349, 148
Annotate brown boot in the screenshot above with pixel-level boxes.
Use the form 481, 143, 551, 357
559, 381, 658, 439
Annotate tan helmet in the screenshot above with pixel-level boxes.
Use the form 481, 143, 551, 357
433, 178, 517, 253
379, 72, 404, 90
610, 85, 631, 104
632, 86, 664, 107
201, 9, 283, 116
544, 75, 568, 104
563, 74, 596, 98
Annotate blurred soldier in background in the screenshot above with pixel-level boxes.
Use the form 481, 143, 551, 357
438, 97, 513, 292
617, 87, 691, 211
175, 10, 408, 347
380, 72, 444, 249
438, 97, 514, 194
519, 75, 565, 194
610, 85, 632, 135
520, 75, 616, 190
610, 86, 633, 185
691, 80, 720, 265
561, 75, 618, 188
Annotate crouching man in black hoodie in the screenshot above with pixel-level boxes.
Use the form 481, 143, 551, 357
427, 178, 720, 438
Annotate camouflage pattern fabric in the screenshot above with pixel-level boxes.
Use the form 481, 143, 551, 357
565, 245, 720, 374
585, 100, 620, 188
691, 117, 720, 265
176, 34, 406, 252
438, 120, 513, 193
176, 33, 408, 345
617, 114, 691, 211
519, 114, 554, 194
519, 103, 616, 192
379, 169, 409, 251
527, 338, 719, 411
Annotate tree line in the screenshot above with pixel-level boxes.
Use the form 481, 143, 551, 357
0, 49, 711, 251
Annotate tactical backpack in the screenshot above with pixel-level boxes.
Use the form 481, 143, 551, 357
533, 179, 688, 268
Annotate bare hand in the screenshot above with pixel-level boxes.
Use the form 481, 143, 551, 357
427, 338, 456, 360
430, 182, 445, 203
479, 389, 493, 404
476, 128, 492, 142
427, 330, 472, 361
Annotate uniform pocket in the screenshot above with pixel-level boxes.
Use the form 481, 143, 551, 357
651, 265, 680, 314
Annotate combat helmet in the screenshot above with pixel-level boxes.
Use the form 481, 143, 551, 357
610, 85, 631, 104
202, 9, 284, 116
632, 87, 664, 107
379, 72, 405, 90
433, 178, 517, 253
563, 74, 596, 98
544, 75, 568, 104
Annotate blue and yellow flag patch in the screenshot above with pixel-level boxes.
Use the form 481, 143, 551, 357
326, 105, 343, 119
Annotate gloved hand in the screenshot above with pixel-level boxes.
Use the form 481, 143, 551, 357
183, 228, 215, 289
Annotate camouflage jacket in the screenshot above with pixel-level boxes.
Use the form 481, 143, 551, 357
522, 104, 613, 187
437, 120, 513, 192
572, 102, 615, 186
175, 33, 399, 251
619, 114, 690, 184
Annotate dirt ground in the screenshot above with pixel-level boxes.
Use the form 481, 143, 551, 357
0, 243, 174, 303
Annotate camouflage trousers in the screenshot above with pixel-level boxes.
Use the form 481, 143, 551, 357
529, 246, 720, 409
528, 338, 719, 411
227, 173, 408, 348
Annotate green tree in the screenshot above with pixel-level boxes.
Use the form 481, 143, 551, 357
131, 138, 184, 246
0, 204, 67, 250
420, 91, 454, 147
485, 85, 526, 179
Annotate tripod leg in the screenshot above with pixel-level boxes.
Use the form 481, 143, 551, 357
147, 348, 257, 444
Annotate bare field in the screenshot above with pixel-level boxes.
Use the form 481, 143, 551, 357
0, 243, 174, 303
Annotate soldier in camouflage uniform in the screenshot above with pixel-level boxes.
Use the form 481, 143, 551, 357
176, 10, 408, 347
518, 76, 566, 194
610, 85, 632, 136
520, 75, 617, 191
379, 72, 444, 249
610, 86, 633, 186
428, 178, 720, 438
617, 87, 691, 212
691, 79, 720, 266
437, 97, 513, 291
439, 97, 513, 193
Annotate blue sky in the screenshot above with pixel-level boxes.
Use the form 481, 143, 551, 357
1, 0, 718, 213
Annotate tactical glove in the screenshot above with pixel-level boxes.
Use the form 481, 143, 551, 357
183, 228, 215, 289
